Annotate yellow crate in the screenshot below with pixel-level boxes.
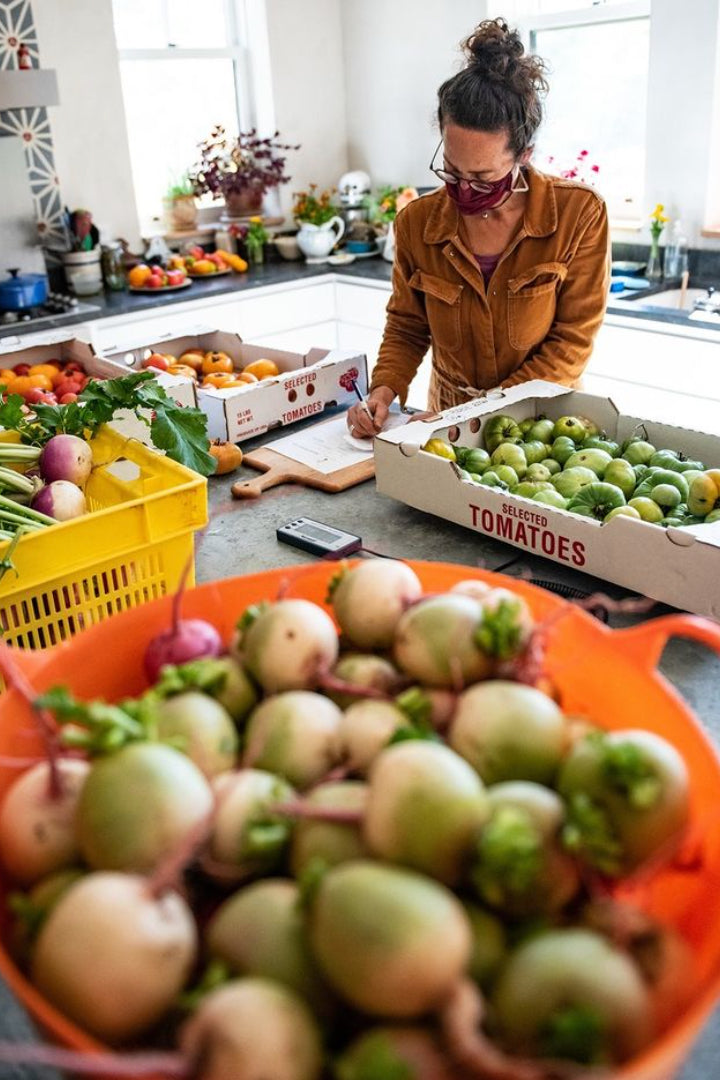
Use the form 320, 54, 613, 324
0, 427, 208, 649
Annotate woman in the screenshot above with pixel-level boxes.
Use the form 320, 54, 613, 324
348, 18, 610, 438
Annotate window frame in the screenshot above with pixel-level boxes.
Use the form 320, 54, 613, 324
515, 1, 652, 229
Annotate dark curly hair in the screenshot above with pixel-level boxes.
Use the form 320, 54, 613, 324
437, 18, 549, 157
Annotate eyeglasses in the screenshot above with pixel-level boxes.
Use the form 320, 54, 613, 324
428, 139, 505, 194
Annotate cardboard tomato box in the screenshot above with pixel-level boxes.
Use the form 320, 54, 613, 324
96, 328, 206, 410
374, 380, 720, 617
195, 343, 368, 443
0, 331, 123, 389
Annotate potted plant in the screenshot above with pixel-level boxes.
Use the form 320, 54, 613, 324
189, 126, 299, 218
292, 185, 345, 260
163, 175, 198, 231
366, 185, 419, 262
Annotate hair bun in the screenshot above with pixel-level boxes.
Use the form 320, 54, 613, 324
463, 18, 525, 78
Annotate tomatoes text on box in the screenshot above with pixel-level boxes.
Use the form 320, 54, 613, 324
282, 401, 324, 424
469, 502, 586, 567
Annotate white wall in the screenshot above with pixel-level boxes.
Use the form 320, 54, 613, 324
264, 0, 349, 214
340, 0, 487, 188
32, 0, 141, 248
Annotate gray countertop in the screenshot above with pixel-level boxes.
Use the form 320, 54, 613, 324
0, 415, 719, 1076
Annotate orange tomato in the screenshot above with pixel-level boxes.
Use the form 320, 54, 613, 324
202, 373, 238, 389
178, 351, 205, 372
9, 376, 34, 398
167, 365, 199, 380
202, 352, 234, 375
0, 369, 16, 386
28, 373, 53, 392
127, 264, 152, 288
29, 364, 61, 380
241, 358, 279, 380
236, 372, 259, 385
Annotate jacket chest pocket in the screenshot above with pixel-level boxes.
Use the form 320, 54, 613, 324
507, 262, 568, 351
409, 269, 464, 353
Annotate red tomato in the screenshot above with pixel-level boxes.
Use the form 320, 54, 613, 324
12, 364, 30, 376
142, 354, 170, 372
26, 388, 57, 405
59, 393, 78, 404
145, 276, 163, 289
54, 379, 80, 398
63, 362, 85, 375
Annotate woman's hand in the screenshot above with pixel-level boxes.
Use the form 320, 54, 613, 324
346, 386, 396, 438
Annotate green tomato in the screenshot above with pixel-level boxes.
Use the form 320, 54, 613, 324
513, 481, 554, 499
533, 489, 569, 509
521, 440, 548, 466
649, 449, 684, 471
491, 443, 528, 478
632, 463, 651, 484
540, 457, 562, 476
603, 458, 637, 499
456, 447, 491, 473
525, 463, 553, 483
550, 436, 577, 465
675, 459, 705, 473
552, 466, 598, 499
564, 449, 613, 478
484, 415, 522, 453
552, 416, 588, 444
634, 469, 689, 502
680, 469, 704, 487
604, 505, 641, 522
474, 470, 508, 489
577, 415, 601, 438
705, 508, 720, 524
518, 418, 535, 436
627, 497, 664, 523
526, 418, 555, 443
422, 438, 455, 461
581, 436, 621, 457
566, 483, 626, 521
622, 440, 656, 466
650, 483, 681, 510
493, 464, 520, 487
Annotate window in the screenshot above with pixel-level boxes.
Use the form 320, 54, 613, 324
515, 2, 651, 224
112, 0, 253, 228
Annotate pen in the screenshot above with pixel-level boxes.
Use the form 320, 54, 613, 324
351, 380, 375, 425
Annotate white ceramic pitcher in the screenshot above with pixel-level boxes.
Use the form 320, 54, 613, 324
296, 216, 346, 260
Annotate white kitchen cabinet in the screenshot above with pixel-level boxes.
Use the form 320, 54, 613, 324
250, 320, 338, 353
335, 281, 390, 328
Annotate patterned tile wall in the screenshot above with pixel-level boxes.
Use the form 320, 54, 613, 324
0, 0, 68, 249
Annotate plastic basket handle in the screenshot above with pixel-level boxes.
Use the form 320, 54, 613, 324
614, 614, 720, 672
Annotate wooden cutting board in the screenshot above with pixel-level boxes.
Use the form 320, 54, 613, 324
231, 447, 375, 498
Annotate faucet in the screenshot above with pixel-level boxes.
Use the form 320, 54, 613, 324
693, 285, 720, 314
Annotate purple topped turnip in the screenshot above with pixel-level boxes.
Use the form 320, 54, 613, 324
31, 480, 86, 522
449, 681, 569, 785
76, 743, 214, 873
243, 691, 342, 789
235, 599, 339, 693
39, 434, 93, 487
309, 860, 472, 1018
144, 561, 223, 684
328, 559, 422, 649
179, 977, 323, 1080
0, 759, 89, 885
32, 872, 197, 1043
364, 742, 489, 885
153, 691, 238, 779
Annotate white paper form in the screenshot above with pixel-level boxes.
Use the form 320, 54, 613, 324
265, 413, 408, 474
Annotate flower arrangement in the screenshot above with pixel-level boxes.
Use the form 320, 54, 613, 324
188, 126, 300, 201
367, 185, 419, 225
545, 150, 600, 187
650, 203, 669, 239
647, 203, 670, 280
245, 216, 268, 264
293, 185, 339, 226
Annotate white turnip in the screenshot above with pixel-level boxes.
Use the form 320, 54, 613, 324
309, 860, 471, 1018
290, 781, 368, 876
206, 879, 330, 1011
334, 1027, 460, 1080
486, 780, 566, 840
464, 903, 507, 989
325, 652, 401, 709
558, 728, 690, 876
491, 928, 654, 1065
77, 743, 213, 872
31, 480, 86, 521
236, 599, 339, 693
0, 759, 89, 885
39, 434, 93, 486
210, 768, 295, 876
153, 691, 238, 778
364, 741, 489, 885
151, 656, 258, 726
32, 872, 197, 1043
393, 594, 493, 688
449, 681, 569, 785
180, 977, 323, 1080
335, 700, 406, 774
243, 691, 342, 789
328, 559, 422, 649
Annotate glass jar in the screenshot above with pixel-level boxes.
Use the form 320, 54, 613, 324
101, 244, 127, 291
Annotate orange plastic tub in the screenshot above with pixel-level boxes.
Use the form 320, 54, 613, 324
0, 561, 720, 1080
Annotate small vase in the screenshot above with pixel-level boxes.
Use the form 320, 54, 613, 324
296, 217, 346, 260
247, 241, 264, 266
224, 189, 264, 218
647, 234, 663, 281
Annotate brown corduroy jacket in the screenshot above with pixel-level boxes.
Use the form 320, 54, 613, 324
369, 166, 610, 411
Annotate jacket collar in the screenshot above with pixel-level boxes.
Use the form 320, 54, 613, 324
422, 164, 558, 244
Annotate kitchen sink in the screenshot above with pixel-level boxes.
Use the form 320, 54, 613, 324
616, 283, 720, 316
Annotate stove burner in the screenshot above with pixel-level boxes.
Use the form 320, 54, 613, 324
0, 294, 100, 330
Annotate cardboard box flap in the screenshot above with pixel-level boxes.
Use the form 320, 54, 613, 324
0, 335, 96, 367
96, 323, 219, 355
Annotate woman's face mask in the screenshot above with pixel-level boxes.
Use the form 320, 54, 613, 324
444, 168, 515, 214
